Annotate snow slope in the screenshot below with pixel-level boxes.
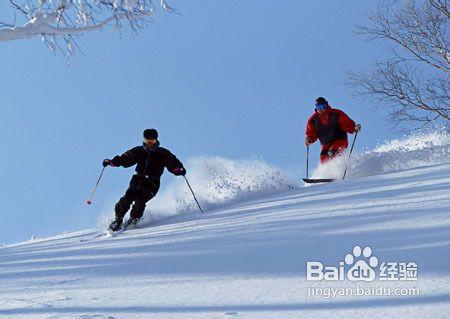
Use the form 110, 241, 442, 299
1, 133, 450, 319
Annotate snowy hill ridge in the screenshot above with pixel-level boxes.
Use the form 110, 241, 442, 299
1, 132, 450, 318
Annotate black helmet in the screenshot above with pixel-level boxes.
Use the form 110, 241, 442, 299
315, 97, 328, 106
143, 128, 158, 139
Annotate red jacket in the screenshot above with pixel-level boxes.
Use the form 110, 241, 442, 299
306, 106, 356, 160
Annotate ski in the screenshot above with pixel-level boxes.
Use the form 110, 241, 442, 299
79, 230, 122, 242
79, 219, 142, 242
303, 178, 335, 183
105, 228, 124, 238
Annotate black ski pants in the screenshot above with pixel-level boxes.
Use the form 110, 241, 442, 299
114, 175, 159, 220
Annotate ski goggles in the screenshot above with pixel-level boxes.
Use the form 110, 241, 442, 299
315, 103, 328, 111
144, 138, 157, 144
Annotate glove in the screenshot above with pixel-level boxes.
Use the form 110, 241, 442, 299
355, 124, 362, 132
102, 159, 112, 167
305, 140, 311, 147
172, 167, 186, 176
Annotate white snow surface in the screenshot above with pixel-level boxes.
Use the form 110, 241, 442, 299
1, 132, 450, 318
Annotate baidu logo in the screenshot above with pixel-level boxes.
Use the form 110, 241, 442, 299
344, 245, 378, 281
306, 245, 417, 282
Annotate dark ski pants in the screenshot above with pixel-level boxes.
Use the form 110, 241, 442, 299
114, 186, 156, 220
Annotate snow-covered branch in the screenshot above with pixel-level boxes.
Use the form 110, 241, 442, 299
0, 0, 178, 57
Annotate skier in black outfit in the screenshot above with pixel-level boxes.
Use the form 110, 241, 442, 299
103, 128, 186, 231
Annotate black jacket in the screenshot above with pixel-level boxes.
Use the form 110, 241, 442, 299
111, 142, 184, 191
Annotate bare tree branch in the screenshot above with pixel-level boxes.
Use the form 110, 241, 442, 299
349, 0, 449, 130
9, 0, 29, 16
355, 0, 449, 74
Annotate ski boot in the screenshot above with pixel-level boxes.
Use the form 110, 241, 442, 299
126, 217, 140, 228
108, 218, 123, 231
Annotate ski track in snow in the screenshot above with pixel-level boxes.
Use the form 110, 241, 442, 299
1, 162, 450, 318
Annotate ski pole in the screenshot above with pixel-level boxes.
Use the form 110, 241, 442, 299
342, 131, 358, 180
306, 144, 310, 179
183, 175, 205, 214
86, 166, 106, 205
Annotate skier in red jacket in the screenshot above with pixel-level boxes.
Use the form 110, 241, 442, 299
305, 97, 361, 163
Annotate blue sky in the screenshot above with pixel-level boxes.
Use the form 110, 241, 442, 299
0, 0, 392, 244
